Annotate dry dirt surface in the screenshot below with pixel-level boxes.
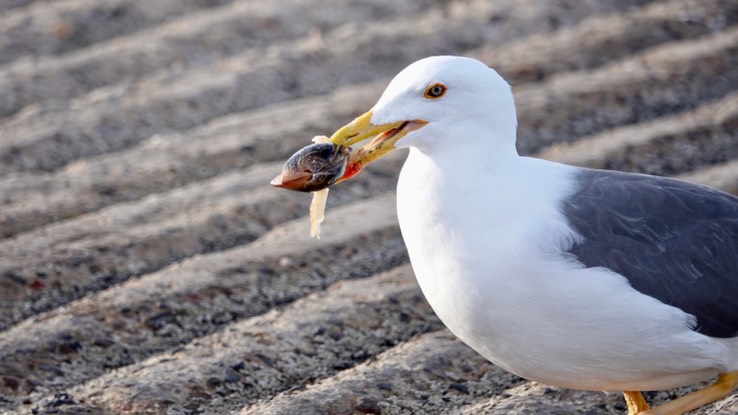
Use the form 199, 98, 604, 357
1, 0, 738, 414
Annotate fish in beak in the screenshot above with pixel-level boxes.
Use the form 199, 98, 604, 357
270, 142, 351, 192
272, 111, 426, 191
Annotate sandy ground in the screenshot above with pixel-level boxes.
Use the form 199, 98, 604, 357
1, 0, 738, 413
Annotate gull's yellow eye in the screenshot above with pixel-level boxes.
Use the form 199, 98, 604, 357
424, 83, 447, 99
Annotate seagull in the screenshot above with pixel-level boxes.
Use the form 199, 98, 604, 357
296, 56, 738, 414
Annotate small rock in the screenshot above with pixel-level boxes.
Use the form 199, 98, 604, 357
376, 382, 392, 391
355, 396, 382, 414
3, 377, 20, 391
58, 341, 82, 354
224, 368, 241, 383
206, 376, 222, 389
145, 311, 174, 330
448, 383, 469, 394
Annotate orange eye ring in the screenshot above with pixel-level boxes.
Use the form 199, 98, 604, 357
424, 83, 447, 99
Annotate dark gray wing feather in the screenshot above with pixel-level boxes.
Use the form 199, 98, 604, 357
562, 169, 738, 338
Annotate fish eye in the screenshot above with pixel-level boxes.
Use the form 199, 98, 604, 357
424, 83, 447, 99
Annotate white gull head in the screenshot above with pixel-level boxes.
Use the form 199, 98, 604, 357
370, 55, 518, 159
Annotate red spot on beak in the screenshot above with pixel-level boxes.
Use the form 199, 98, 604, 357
341, 162, 364, 181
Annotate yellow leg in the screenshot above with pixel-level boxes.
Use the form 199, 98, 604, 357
644, 371, 738, 415
623, 391, 650, 415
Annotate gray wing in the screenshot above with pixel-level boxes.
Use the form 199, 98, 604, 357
562, 168, 738, 338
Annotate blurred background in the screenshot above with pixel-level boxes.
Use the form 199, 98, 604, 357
0, 0, 737, 413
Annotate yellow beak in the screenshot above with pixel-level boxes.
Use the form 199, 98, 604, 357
329, 110, 427, 181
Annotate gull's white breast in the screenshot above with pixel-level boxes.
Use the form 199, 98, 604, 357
396, 148, 727, 391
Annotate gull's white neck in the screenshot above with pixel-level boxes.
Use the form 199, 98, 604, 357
396, 134, 580, 375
